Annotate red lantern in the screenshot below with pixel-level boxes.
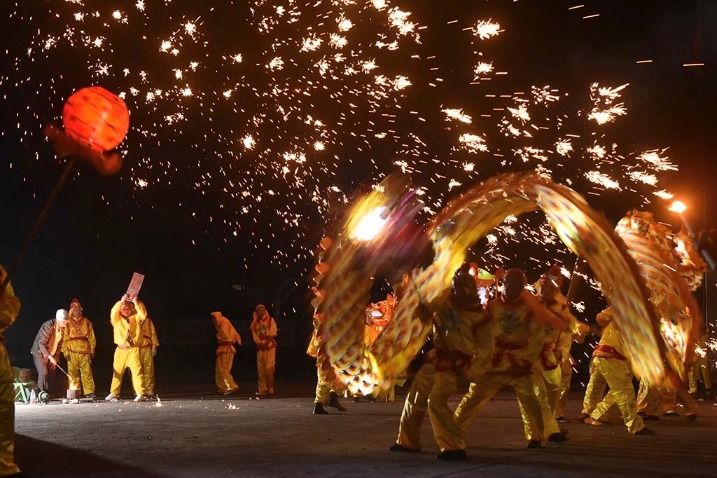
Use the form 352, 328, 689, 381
62, 86, 130, 153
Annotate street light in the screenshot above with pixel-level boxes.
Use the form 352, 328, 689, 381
669, 200, 687, 215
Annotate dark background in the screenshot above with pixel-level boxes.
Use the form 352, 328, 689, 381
1, 1, 715, 387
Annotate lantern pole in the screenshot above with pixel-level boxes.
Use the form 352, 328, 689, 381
0, 155, 79, 295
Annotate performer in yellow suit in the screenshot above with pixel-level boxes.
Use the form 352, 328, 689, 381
454, 268, 570, 448
211, 311, 241, 395
390, 264, 495, 460
106, 295, 147, 402
308, 236, 347, 413
62, 298, 96, 399
534, 268, 592, 422
427, 263, 493, 461
555, 315, 592, 421
583, 307, 653, 434
0, 265, 22, 477
251, 304, 278, 396
534, 271, 572, 417
138, 316, 159, 398
689, 331, 712, 398
307, 321, 347, 414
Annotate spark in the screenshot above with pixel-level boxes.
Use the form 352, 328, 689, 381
442, 108, 472, 124
585, 171, 621, 190
472, 20, 501, 40
555, 139, 573, 156
629, 171, 658, 185
587, 83, 628, 124
473, 62, 494, 78
508, 104, 531, 123
639, 150, 677, 171
459, 133, 488, 153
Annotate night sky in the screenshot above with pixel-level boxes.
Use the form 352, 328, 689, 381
1, 0, 715, 377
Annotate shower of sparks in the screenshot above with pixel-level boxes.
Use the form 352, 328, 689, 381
587, 82, 628, 124
1, 0, 683, 310
2, 0, 428, 273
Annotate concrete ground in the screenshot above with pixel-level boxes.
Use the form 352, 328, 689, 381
14, 378, 717, 478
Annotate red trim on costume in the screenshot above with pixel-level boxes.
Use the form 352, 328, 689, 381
593, 344, 626, 360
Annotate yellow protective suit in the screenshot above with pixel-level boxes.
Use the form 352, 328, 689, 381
454, 291, 567, 443
308, 314, 345, 407
392, 269, 493, 454
456, 371, 548, 442
581, 362, 608, 416
62, 311, 96, 396
138, 317, 159, 395
0, 266, 21, 476
312, 357, 345, 405
588, 308, 646, 433
427, 292, 492, 453
395, 361, 436, 450
109, 300, 146, 397
538, 293, 583, 417
313, 365, 333, 405
251, 306, 277, 395
212, 312, 241, 394
556, 316, 590, 418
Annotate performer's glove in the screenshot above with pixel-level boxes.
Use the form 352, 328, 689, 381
152, 346, 157, 357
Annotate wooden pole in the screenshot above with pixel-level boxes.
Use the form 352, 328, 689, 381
0, 156, 78, 295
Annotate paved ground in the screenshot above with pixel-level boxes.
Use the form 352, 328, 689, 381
14, 378, 717, 478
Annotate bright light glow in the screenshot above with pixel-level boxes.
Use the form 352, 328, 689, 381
350, 206, 388, 241
669, 200, 687, 214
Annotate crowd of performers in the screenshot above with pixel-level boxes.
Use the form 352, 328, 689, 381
1, 255, 714, 474
309, 255, 714, 462
23, 298, 279, 403
0, 264, 281, 477
28, 295, 159, 403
